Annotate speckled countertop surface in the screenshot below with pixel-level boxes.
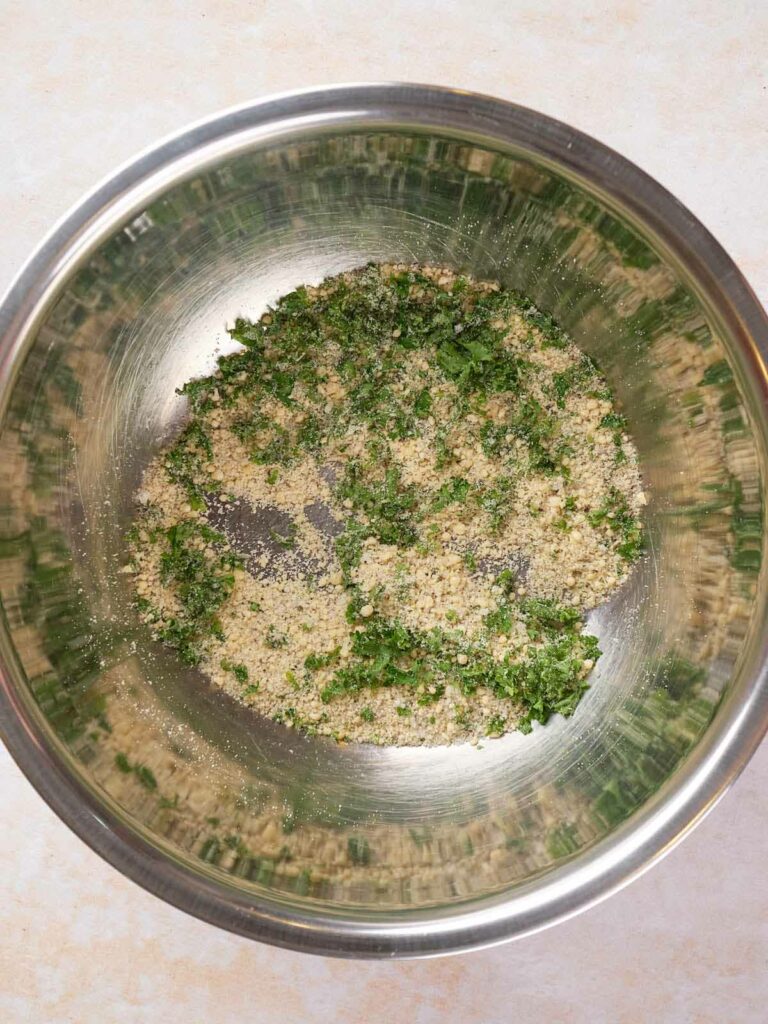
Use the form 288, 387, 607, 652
1, 2, 767, 1021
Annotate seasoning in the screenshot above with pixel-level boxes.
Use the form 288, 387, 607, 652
129, 263, 645, 745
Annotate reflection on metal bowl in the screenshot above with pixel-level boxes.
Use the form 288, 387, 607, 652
0, 84, 766, 958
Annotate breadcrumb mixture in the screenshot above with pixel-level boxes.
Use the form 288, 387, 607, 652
128, 264, 645, 745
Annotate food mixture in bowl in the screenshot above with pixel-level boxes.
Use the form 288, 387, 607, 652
128, 264, 645, 745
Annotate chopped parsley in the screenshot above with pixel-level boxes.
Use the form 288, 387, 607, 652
221, 659, 249, 684
304, 647, 341, 671
588, 488, 644, 562
155, 520, 240, 664
318, 605, 600, 733
265, 625, 289, 649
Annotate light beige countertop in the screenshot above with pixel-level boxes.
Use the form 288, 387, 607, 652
1, 2, 767, 1021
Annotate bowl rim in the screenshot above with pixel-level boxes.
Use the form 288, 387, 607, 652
1, 82, 767, 959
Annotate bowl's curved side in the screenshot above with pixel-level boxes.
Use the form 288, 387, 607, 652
0, 83, 767, 958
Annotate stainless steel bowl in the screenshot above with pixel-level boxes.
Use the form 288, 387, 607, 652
1, 84, 767, 958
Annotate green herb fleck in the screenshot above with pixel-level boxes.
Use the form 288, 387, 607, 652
265, 625, 289, 649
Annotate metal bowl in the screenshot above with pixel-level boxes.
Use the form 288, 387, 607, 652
1, 84, 766, 958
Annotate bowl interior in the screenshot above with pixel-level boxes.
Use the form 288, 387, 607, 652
0, 100, 765, 953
